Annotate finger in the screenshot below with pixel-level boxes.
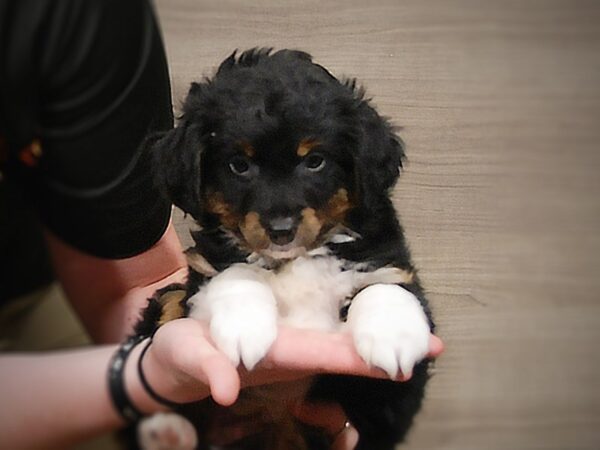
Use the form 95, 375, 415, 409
263, 327, 371, 374
262, 327, 443, 382
167, 321, 242, 406
196, 352, 241, 406
428, 334, 445, 358
332, 424, 359, 450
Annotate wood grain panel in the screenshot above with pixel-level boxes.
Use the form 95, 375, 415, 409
157, 1, 600, 448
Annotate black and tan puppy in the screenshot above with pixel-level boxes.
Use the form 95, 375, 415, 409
134, 48, 435, 450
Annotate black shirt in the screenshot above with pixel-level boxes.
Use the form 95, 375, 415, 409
0, 0, 173, 300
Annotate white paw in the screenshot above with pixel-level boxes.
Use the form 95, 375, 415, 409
138, 412, 197, 450
192, 265, 278, 370
210, 290, 278, 370
347, 284, 430, 378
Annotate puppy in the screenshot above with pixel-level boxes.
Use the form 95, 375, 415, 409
134, 48, 435, 450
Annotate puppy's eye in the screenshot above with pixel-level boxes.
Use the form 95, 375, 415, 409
228, 157, 251, 176
304, 154, 326, 172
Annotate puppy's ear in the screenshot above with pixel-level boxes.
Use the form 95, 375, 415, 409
354, 102, 405, 208
147, 121, 204, 219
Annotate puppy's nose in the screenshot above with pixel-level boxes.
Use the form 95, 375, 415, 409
266, 217, 297, 246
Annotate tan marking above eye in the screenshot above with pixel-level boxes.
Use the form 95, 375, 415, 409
296, 139, 320, 157
239, 141, 256, 158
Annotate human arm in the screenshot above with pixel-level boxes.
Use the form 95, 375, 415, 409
0, 346, 135, 450
0, 319, 443, 450
44, 221, 187, 343
0, 0, 183, 344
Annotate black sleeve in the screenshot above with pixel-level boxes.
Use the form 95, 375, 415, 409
0, 0, 174, 259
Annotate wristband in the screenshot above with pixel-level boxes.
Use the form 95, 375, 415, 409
137, 338, 180, 409
107, 335, 145, 422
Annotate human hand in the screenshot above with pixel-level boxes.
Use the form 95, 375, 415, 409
249, 326, 443, 385
137, 318, 443, 409
272, 329, 444, 450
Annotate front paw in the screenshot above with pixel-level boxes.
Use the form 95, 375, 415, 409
347, 284, 430, 378
207, 277, 278, 370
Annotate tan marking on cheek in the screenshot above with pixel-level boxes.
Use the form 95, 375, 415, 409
239, 212, 270, 250
318, 188, 352, 224
296, 208, 322, 247
296, 189, 352, 248
296, 139, 320, 157
204, 192, 240, 230
158, 290, 187, 326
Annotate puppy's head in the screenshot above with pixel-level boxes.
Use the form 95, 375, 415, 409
151, 49, 404, 259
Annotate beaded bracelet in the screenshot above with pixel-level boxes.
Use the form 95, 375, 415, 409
107, 335, 146, 422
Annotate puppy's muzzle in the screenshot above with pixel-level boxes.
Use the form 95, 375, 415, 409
265, 217, 297, 246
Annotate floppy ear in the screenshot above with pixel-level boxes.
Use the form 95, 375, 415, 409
147, 120, 204, 219
354, 102, 405, 209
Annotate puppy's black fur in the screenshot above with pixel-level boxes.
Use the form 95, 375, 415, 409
134, 48, 434, 450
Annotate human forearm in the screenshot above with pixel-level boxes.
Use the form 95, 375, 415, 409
0, 320, 444, 449
45, 222, 187, 343
0, 340, 210, 450
0, 322, 239, 449
0, 347, 125, 449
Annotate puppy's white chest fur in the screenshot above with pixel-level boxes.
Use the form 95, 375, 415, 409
187, 251, 428, 378
268, 255, 354, 330
187, 255, 359, 369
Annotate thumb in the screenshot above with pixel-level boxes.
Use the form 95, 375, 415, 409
179, 343, 241, 406
202, 354, 241, 406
